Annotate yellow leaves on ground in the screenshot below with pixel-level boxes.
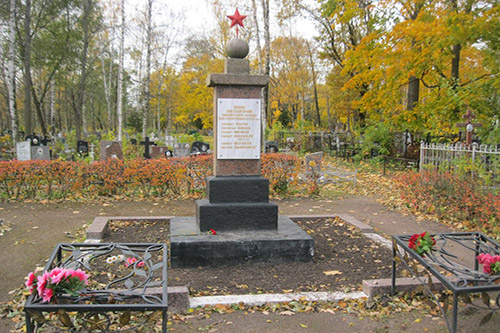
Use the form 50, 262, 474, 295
323, 270, 343, 276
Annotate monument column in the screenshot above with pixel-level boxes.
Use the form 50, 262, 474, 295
196, 37, 278, 232
170, 9, 313, 268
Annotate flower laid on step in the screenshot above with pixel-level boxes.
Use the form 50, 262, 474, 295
408, 232, 436, 256
25, 267, 89, 303
124, 257, 145, 268
209, 229, 216, 235
477, 253, 500, 275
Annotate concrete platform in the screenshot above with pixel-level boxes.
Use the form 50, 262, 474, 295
170, 216, 314, 268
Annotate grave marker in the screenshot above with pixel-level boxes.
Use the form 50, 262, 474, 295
100, 141, 123, 160
140, 137, 156, 159
191, 141, 210, 155
456, 109, 482, 146
151, 146, 171, 159
16, 141, 31, 161
77, 140, 89, 155
173, 143, 191, 157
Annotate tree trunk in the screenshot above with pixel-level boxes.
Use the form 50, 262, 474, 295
307, 41, 321, 127
101, 54, 112, 130
261, 0, 270, 145
142, 0, 153, 138
50, 79, 55, 132
251, 0, 263, 74
407, 75, 420, 110
8, 0, 17, 145
326, 91, 333, 132
24, 0, 32, 137
451, 44, 461, 87
117, 0, 125, 142
75, 0, 92, 142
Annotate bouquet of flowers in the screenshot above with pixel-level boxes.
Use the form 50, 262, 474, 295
477, 253, 500, 275
25, 267, 89, 303
408, 232, 436, 256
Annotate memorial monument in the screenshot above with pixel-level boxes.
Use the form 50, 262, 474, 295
170, 9, 313, 267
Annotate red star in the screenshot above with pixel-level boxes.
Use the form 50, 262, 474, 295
227, 8, 247, 28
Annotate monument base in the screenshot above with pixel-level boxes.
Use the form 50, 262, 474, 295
170, 216, 314, 268
196, 199, 278, 231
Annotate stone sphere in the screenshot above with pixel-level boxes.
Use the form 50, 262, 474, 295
226, 39, 249, 59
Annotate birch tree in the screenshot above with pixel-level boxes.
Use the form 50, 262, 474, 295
142, 0, 153, 138
7, 0, 17, 144
117, 0, 125, 141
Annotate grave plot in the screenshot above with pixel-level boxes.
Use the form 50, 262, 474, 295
100, 217, 395, 296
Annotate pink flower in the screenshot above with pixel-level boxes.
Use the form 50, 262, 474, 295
69, 269, 89, 284
125, 257, 145, 268
477, 253, 500, 274
41, 287, 54, 303
25, 272, 36, 292
36, 273, 50, 300
48, 267, 66, 284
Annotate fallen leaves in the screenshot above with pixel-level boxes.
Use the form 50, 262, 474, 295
323, 270, 343, 276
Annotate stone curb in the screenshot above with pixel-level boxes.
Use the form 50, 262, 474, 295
288, 214, 374, 233
86, 216, 171, 240
189, 291, 367, 308
362, 277, 447, 298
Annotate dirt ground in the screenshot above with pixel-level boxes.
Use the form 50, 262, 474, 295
1, 195, 494, 332
104, 217, 396, 295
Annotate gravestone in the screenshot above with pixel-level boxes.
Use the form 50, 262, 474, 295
77, 140, 89, 155
170, 17, 312, 267
26, 134, 40, 146
100, 141, 123, 160
165, 135, 176, 147
151, 146, 171, 159
265, 141, 279, 153
16, 141, 31, 161
31, 145, 50, 160
173, 143, 191, 157
140, 137, 156, 159
191, 141, 210, 155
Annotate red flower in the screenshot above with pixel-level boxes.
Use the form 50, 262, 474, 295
209, 229, 216, 235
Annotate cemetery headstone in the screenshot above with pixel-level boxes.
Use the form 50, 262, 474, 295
173, 143, 191, 157
100, 141, 123, 160
26, 135, 40, 146
191, 141, 210, 155
16, 141, 31, 161
165, 135, 176, 147
140, 136, 156, 159
265, 141, 279, 153
77, 140, 89, 155
31, 145, 50, 160
150, 146, 171, 159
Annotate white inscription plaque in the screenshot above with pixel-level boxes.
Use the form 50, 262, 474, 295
217, 98, 260, 159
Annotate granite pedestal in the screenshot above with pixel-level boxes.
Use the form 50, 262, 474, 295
170, 216, 314, 268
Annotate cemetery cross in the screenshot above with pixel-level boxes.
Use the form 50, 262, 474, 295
456, 109, 482, 146
140, 136, 157, 159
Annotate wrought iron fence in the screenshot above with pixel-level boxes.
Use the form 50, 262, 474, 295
419, 142, 500, 188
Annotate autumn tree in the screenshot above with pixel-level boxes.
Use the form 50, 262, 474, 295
269, 36, 314, 128
342, 0, 500, 136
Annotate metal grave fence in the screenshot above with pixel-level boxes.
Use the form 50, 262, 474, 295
419, 142, 500, 188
